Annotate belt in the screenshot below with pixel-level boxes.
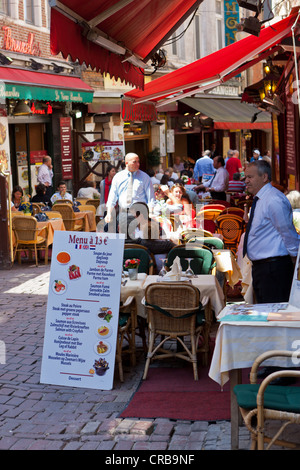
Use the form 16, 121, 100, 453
251, 255, 290, 266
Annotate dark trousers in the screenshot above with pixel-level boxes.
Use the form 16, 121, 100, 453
252, 255, 294, 303
45, 185, 53, 199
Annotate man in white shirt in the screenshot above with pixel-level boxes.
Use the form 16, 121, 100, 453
51, 181, 73, 205
37, 156, 53, 198
244, 160, 300, 303
193, 156, 229, 201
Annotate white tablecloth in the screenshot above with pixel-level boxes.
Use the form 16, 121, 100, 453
209, 303, 300, 387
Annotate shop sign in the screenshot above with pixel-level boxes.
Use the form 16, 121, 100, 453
60, 117, 73, 180
31, 102, 53, 115
40, 231, 124, 390
224, 1, 239, 46
0, 83, 93, 104
82, 141, 124, 163
2, 26, 41, 56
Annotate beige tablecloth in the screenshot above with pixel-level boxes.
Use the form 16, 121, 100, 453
120, 273, 148, 318
37, 218, 65, 246
75, 211, 96, 232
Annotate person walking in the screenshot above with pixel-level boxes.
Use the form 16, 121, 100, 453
193, 150, 215, 183
105, 153, 155, 235
243, 160, 300, 303
225, 149, 243, 181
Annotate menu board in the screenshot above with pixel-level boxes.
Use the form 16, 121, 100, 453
40, 231, 125, 390
60, 117, 73, 180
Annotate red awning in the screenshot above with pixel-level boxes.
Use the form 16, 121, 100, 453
0, 67, 93, 91
124, 11, 300, 104
50, 0, 203, 90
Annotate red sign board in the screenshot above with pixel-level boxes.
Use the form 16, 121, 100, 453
60, 117, 73, 180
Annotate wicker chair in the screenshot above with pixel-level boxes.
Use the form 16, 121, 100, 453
51, 203, 84, 231
124, 243, 155, 274
116, 296, 137, 382
214, 213, 245, 255
143, 282, 210, 380
220, 207, 245, 218
78, 204, 96, 214
180, 228, 213, 243
234, 350, 300, 450
86, 199, 100, 210
12, 215, 49, 266
197, 208, 223, 221
32, 203, 42, 215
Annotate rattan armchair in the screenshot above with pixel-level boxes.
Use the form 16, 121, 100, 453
214, 213, 245, 255
51, 203, 84, 231
234, 350, 300, 450
86, 199, 100, 210
12, 215, 49, 266
143, 282, 210, 380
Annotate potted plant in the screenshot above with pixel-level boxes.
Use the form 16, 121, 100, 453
124, 258, 141, 280
147, 147, 161, 168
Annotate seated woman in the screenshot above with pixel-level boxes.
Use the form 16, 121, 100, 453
77, 180, 100, 199
11, 185, 23, 210
166, 183, 196, 228
31, 183, 52, 207
127, 202, 176, 270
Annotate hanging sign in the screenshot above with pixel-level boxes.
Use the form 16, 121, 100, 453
82, 141, 124, 163
60, 117, 73, 180
40, 231, 125, 390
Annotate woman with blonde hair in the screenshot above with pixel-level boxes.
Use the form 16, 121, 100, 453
166, 183, 196, 228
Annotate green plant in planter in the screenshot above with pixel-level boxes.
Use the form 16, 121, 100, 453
147, 147, 161, 168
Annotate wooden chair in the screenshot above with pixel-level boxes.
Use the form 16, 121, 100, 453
12, 215, 49, 266
86, 199, 100, 210
51, 203, 84, 231
197, 208, 223, 221
200, 204, 226, 211
116, 296, 137, 382
143, 282, 210, 380
124, 243, 155, 274
234, 350, 300, 450
214, 213, 245, 255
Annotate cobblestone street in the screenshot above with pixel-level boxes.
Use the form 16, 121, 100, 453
0, 263, 298, 452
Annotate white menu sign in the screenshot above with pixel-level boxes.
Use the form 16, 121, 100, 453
40, 231, 125, 390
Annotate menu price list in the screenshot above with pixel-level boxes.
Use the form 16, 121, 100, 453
40, 231, 125, 390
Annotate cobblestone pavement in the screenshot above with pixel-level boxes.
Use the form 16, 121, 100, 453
0, 263, 299, 452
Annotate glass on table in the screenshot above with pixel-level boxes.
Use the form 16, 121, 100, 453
158, 258, 168, 277
185, 258, 195, 277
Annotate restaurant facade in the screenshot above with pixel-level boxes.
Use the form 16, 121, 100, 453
0, 4, 93, 197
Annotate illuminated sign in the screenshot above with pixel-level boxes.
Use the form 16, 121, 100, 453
30, 102, 53, 115
2, 26, 41, 56
224, 0, 240, 46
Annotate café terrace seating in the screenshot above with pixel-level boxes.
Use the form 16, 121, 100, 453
143, 282, 207, 380
51, 203, 84, 231
234, 350, 300, 450
12, 215, 49, 266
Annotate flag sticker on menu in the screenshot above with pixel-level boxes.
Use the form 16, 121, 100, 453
90, 245, 96, 250
75, 244, 90, 250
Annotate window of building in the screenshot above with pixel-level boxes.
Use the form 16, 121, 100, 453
25, 0, 35, 24
215, 0, 223, 50
0, 0, 10, 15
194, 14, 201, 59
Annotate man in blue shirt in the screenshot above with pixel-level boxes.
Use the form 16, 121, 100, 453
193, 151, 215, 183
105, 153, 155, 235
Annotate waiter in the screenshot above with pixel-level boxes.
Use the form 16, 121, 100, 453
244, 160, 300, 303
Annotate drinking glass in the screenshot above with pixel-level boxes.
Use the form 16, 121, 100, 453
185, 258, 195, 277
158, 258, 168, 277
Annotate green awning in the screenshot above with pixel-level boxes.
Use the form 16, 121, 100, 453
0, 67, 94, 103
